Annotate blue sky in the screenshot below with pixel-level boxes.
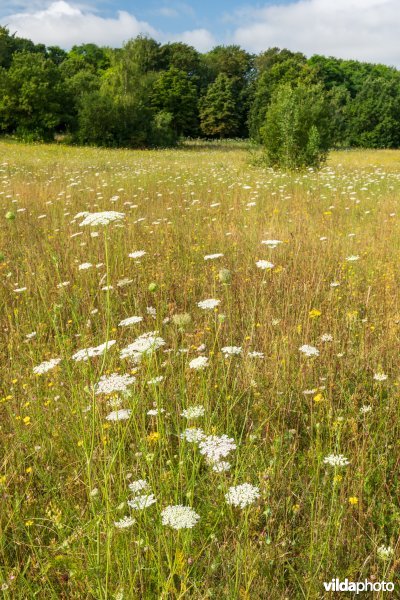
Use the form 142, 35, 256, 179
1, 0, 400, 66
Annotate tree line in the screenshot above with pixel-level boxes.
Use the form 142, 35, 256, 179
1, 26, 400, 155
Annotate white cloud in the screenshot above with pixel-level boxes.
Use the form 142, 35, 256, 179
171, 28, 216, 52
232, 0, 400, 66
1, 1, 215, 52
2, 1, 157, 47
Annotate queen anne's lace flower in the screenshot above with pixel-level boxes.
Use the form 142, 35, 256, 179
72, 340, 116, 362
189, 356, 209, 370
128, 480, 149, 494
204, 253, 224, 260
79, 211, 125, 226
118, 316, 143, 327
198, 434, 236, 463
323, 454, 350, 467
120, 332, 166, 360
105, 409, 132, 421
114, 516, 135, 529
127, 494, 156, 510
180, 428, 206, 443
161, 505, 200, 530
256, 260, 274, 270
197, 298, 220, 310
225, 483, 260, 508
94, 373, 136, 395
181, 405, 205, 419
33, 357, 61, 375
299, 344, 319, 357
221, 346, 242, 356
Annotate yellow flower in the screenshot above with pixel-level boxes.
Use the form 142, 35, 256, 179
23, 416, 31, 425
25, 467, 33, 474
333, 474, 343, 484
292, 504, 300, 513
309, 308, 321, 319
313, 393, 324, 403
349, 496, 358, 505
147, 431, 160, 443
25, 520, 34, 527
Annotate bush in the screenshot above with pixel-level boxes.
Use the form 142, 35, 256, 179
261, 83, 332, 169
149, 111, 177, 147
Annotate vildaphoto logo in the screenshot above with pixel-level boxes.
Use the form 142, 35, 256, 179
323, 579, 394, 593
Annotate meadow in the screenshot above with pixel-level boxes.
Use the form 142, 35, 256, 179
1, 140, 400, 599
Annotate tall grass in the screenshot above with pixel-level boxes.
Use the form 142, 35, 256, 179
0, 141, 399, 598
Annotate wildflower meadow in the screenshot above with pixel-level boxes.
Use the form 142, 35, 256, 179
1, 140, 399, 598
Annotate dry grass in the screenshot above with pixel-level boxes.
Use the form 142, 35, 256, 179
1, 140, 400, 598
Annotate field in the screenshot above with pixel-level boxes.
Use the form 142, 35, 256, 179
1, 140, 400, 599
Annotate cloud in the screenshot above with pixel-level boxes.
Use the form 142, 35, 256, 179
232, 0, 400, 66
2, 1, 157, 47
1, 0, 215, 52
171, 28, 216, 52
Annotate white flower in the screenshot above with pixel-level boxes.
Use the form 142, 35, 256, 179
33, 358, 61, 375
161, 505, 200, 530
128, 494, 156, 510
147, 408, 165, 416
323, 454, 350, 467
120, 332, 166, 361
128, 250, 146, 259
95, 373, 136, 395
79, 211, 125, 226
118, 316, 143, 327
299, 344, 319, 357
248, 351, 264, 358
221, 346, 242, 356
377, 545, 394, 560
14, 287, 27, 293
212, 461, 231, 472
180, 428, 205, 443
204, 253, 224, 260
128, 479, 149, 494
26, 331, 37, 340
360, 405, 372, 414
57, 281, 70, 288
114, 516, 135, 529
181, 405, 205, 419
320, 333, 333, 342
189, 356, 209, 370
197, 298, 220, 310
261, 239, 282, 248
373, 372, 388, 381
147, 376, 164, 385
117, 278, 133, 287
72, 340, 116, 362
225, 483, 260, 508
256, 260, 274, 270
345, 255, 360, 262
107, 397, 122, 408
198, 434, 236, 463
78, 262, 93, 270
330, 281, 340, 287
105, 409, 132, 421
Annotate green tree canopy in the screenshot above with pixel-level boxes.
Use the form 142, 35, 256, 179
261, 83, 332, 169
151, 67, 198, 136
199, 73, 240, 138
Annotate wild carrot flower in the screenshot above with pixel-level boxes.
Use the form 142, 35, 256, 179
161, 505, 200, 530
225, 483, 260, 508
